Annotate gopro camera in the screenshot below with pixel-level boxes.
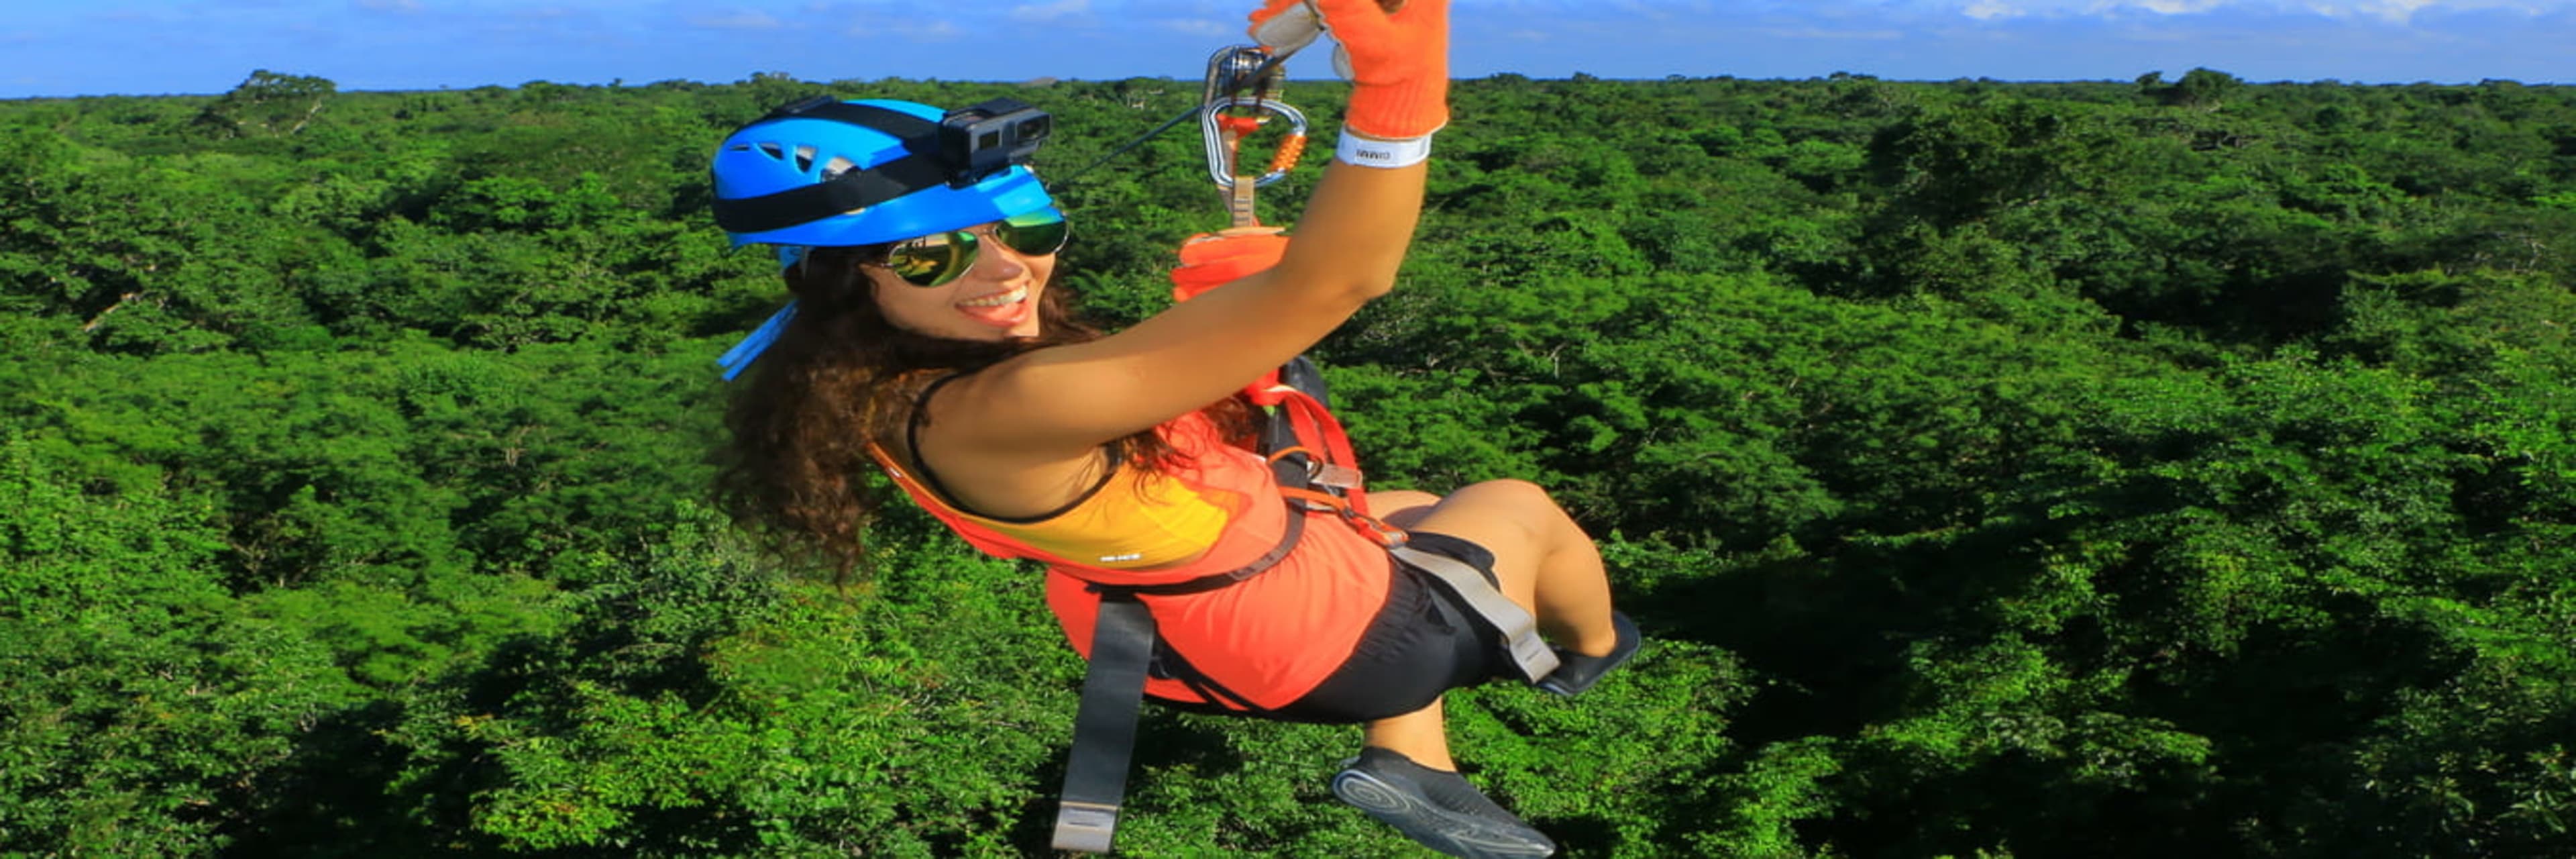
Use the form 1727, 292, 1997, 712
941, 98, 1052, 187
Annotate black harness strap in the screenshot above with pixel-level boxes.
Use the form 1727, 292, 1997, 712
1051, 593, 1156, 853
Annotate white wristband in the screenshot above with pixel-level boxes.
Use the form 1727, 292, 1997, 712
1335, 131, 1433, 169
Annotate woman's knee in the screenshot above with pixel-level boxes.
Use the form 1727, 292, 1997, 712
1403, 481, 1549, 548
1460, 479, 1570, 525
1438, 478, 1531, 507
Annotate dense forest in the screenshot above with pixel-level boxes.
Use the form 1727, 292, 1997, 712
2, 66, 2572, 857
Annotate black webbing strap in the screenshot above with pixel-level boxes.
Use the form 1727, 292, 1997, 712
1051, 593, 1156, 853
1279, 355, 1332, 408
710, 102, 959, 234
786, 101, 939, 140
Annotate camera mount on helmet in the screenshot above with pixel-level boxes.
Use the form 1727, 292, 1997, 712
940, 98, 1052, 189
712, 96, 1055, 236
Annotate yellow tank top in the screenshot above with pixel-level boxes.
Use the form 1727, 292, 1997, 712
867, 411, 1246, 570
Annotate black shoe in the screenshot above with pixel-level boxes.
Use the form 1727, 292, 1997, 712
1535, 611, 1640, 697
1331, 748, 1556, 859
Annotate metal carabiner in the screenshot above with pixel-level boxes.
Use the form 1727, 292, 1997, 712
1199, 45, 1309, 228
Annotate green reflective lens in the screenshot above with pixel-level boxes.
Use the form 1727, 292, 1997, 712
997, 210, 1070, 257
885, 232, 977, 287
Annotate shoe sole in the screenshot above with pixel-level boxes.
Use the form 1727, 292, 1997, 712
1331, 768, 1557, 859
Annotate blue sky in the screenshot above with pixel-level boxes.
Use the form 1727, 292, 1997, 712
5, 0, 2571, 99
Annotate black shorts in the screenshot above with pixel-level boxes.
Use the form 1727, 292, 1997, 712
1265, 532, 1509, 723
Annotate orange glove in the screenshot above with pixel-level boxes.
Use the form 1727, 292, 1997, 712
1248, 0, 1450, 140
1170, 228, 1291, 302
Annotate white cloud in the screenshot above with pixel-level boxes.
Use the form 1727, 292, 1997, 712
2133, 0, 2230, 12
1155, 18, 1232, 37
1758, 26, 1908, 38
854, 19, 962, 41
692, 11, 782, 30
2316, 0, 2445, 21
1612, 1, 1677, 19
1010, 0, 1091, 22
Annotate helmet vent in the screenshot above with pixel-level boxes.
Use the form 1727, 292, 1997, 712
755, 142, 786, 161
794, 145, 818, 174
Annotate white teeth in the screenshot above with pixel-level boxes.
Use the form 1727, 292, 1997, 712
958, 287, 1027, 309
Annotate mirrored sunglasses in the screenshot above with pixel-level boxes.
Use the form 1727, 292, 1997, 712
879, 209, 1071, 287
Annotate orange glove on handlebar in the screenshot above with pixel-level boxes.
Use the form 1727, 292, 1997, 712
1248, 0, 1450, 140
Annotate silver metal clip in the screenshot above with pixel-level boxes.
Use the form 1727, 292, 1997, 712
1199, 46, 1311, 228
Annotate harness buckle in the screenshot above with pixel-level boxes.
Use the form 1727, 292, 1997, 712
1051, 803, 1121, 853
1352, 513, 1408, 549
1310, 462, 1362, 491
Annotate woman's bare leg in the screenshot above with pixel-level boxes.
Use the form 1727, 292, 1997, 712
1350, 490, 1458, 767
1360, 697, 1454, 770
1398, 480, 1619, 656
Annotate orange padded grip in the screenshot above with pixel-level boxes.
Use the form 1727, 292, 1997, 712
1269, 133, 1307, 174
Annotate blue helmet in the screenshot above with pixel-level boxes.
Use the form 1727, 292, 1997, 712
710, 98, 1057, 248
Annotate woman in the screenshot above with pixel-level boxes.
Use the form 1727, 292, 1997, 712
708, 2, 1635, 856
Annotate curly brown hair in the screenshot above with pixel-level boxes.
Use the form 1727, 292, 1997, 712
712, 245, 1256, 580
